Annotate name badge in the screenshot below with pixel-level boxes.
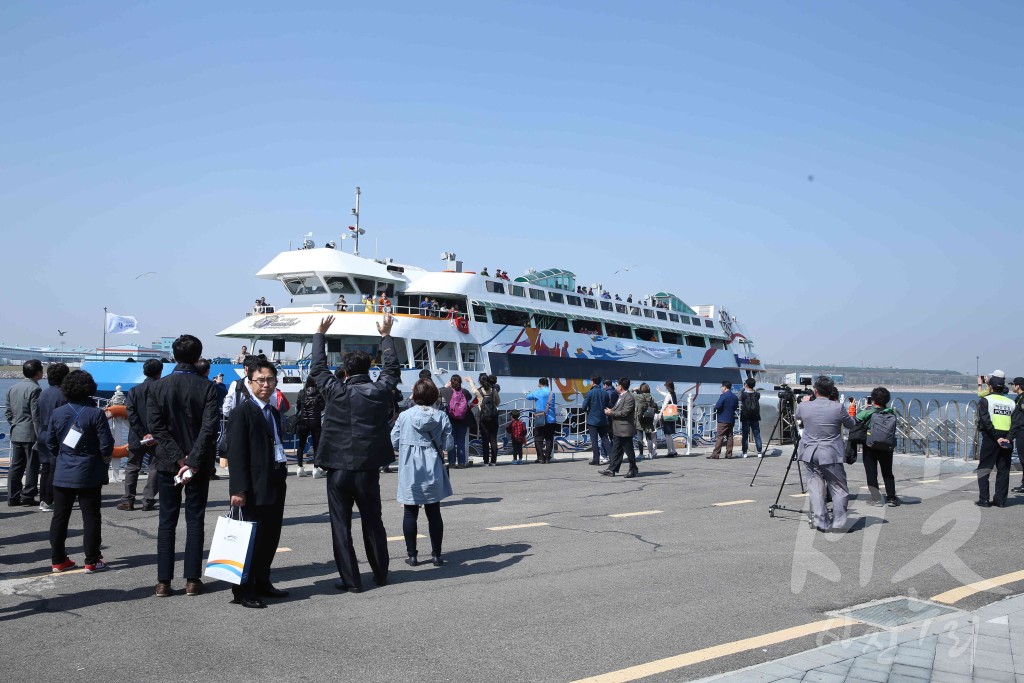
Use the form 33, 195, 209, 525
274, 443, 287, 463
63, 425, 83, 449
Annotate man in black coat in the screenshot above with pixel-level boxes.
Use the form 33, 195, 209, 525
311, 313, 399, 592
118, 359, 163, 511
227, 359, 289, 609
147, 334, 221, 598
34, 362, 70, 511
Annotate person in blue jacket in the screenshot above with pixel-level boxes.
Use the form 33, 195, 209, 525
582, 374, 610, 466
526, 378, 557, 463
708, 381, 739, 459
46, 370, 114, 574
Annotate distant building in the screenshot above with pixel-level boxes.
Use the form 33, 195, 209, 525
150, 337, 175, 355
0, 342, 165, 365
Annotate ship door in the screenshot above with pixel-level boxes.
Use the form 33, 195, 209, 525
461, 344, 483, 374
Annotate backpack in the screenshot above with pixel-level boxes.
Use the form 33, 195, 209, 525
447, 389, 469, 421
740, 391, 760, 421
480, 391, 497, 421
865, 408, 898, 452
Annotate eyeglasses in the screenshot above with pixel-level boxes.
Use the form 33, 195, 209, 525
251, 377, 278, 385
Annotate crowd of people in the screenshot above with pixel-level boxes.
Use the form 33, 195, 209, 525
6, 334, 1023, 602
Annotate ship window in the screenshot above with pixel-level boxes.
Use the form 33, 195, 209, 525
584, 298, 597, 309
604, 322, 632, 339
529, 288, 546, 301
600, 301, 613, 312
353, 277, 375, 296
669, 314, 679, 323
629, 307, 641, 316
572, 320, 602, 335
472, 304, 488, 323
411, 340, 430, 367
656, 311, 668, 321
710, 339, 727, 350
614, 304, 626, 314
532, 313, 569, 331
485, 281, 506, 294
636, 328, 659, 342
548, 292, 564, 304
704, 320, 714, 328
492, 308, 530, 326
685, 335, 707, 347
510, 285, 526, 297
324, 276, 356, 294
661, 331, 682, 345
282, 275, 326, 295
643, 309, 655, 318
567, 295, 581, 307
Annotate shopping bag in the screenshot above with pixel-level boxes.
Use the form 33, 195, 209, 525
204, 508, 256, 585
662, 404, 679, 422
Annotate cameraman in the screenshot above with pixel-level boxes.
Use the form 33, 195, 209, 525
795, 376, 857, 532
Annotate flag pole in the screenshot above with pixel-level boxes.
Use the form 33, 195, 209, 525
103, 307, 107, 362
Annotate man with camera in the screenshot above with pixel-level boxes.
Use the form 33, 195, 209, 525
795, 376, 858, 532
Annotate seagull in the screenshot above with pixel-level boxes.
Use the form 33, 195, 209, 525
614, 264, 639, 274
135, 271, 156, 280
58, 329, 68, 336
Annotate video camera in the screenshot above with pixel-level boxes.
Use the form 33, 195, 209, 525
773, 377, 814, 413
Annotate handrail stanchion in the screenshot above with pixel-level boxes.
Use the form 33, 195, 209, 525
685, 391, 693, 456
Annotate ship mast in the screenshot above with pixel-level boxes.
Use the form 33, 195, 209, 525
349, 186, 363, 256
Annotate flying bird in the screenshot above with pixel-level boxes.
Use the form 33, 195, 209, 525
614, 264, 640, 274
135, 271, 156, 280
58, 330, 68, 336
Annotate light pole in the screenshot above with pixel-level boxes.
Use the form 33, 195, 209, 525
976, 355, 979, 378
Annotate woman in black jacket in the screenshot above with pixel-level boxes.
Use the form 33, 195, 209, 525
46, 370, 114, 574
294, 377, 325, 477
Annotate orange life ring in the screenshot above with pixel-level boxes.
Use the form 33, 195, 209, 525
104, 405, 130, 458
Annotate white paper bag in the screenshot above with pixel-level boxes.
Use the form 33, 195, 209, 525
204, 510, 256, 585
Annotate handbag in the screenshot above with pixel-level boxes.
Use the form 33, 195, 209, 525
662, 403, 679, 422
204, 506, 257, 585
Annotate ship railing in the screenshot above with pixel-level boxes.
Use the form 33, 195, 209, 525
310, 303, 470, 319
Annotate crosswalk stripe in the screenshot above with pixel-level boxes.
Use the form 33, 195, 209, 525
712, 500, 754, 507
609, 510, 663, 518
487, 522, 550, 531
386, 534, 425, 542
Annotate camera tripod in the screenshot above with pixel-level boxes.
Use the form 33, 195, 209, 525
749, 401, 807, 518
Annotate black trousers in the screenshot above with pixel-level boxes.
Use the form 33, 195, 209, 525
157, 470, 210, 582
977, 435, 1012, 505
235, 466, 287, 599
533, 423, 555, 462
862, 447, 895, 499
8, 441, 39, 501
326, 469, 389, 590
1017, 435, 1024, 485
403, 503, 443, 556
295, 421, 322, 466
479, 419, 499, 464
121, 449, 158, 503
608, 434, 637, 474
38, 458, 56, 506
588, 425, 611, 463
50, 485, 102, 564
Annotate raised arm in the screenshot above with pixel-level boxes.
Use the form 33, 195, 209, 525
311, 316, 343, 400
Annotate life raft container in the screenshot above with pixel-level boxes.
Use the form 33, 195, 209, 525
104, 404, 131, 458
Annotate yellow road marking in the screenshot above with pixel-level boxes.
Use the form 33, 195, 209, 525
276, 547, 292, 553
386, 534, 425, 542
931, 570, 1024, 605
569, 618, 852, 683
609, 510, 663, 518
487, 522, 550, 531
712, 500, 754, 507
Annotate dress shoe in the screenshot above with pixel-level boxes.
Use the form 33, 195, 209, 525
665, 453, 676, 458
588, 461, 601, 466
623, 470, 637, 479
706, 455, 719, 459
405, 555, 419, 567
815, 526, 830, 533
185, 579, 204, 596
993, 501, 1008, 508
141, 500, 157, 511
599, 469, 615, 477
7, 498, 22, 507
1012, 485, 1024, 493
258, 584, 289, 598
20, 498, 37, 506
236, 597, 267, 609
886, 496, 902, 507
431, 554, 444, 567
373, 575, 388, 587
975, 500, 992, 508
116, 501, 135, 511
154, 581, 173, 598
334, 580, 362, 592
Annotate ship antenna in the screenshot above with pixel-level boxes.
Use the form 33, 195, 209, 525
349, 186, 362, 256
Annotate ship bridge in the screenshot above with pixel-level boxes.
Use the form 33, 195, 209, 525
256, 248, 407, 302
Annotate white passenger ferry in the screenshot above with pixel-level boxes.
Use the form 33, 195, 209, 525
216, 228, 765, 408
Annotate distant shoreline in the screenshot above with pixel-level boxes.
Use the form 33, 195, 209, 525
838, 385, 975, 394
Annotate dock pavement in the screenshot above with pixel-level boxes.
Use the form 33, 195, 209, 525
1, 445, 1022, 682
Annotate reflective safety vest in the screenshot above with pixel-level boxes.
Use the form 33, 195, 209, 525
985, 393, 1014, 432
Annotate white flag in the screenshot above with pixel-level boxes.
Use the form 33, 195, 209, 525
106, 312, 140, 334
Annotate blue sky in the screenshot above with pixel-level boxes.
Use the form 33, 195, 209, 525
1, 1, 1020, 372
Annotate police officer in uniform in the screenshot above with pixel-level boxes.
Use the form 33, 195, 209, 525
976, 375, 1015, 508
1007, 377, 1024, 494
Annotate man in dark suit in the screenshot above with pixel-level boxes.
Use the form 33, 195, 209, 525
119, 359, 163, 511
601, 378, 638, 478
227, 359, 289, 609
147, 334, 221, 598
35, 362, 70, 512
311, 313, 399, 592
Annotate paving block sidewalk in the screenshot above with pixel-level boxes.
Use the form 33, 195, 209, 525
695, 593, 1024, 682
